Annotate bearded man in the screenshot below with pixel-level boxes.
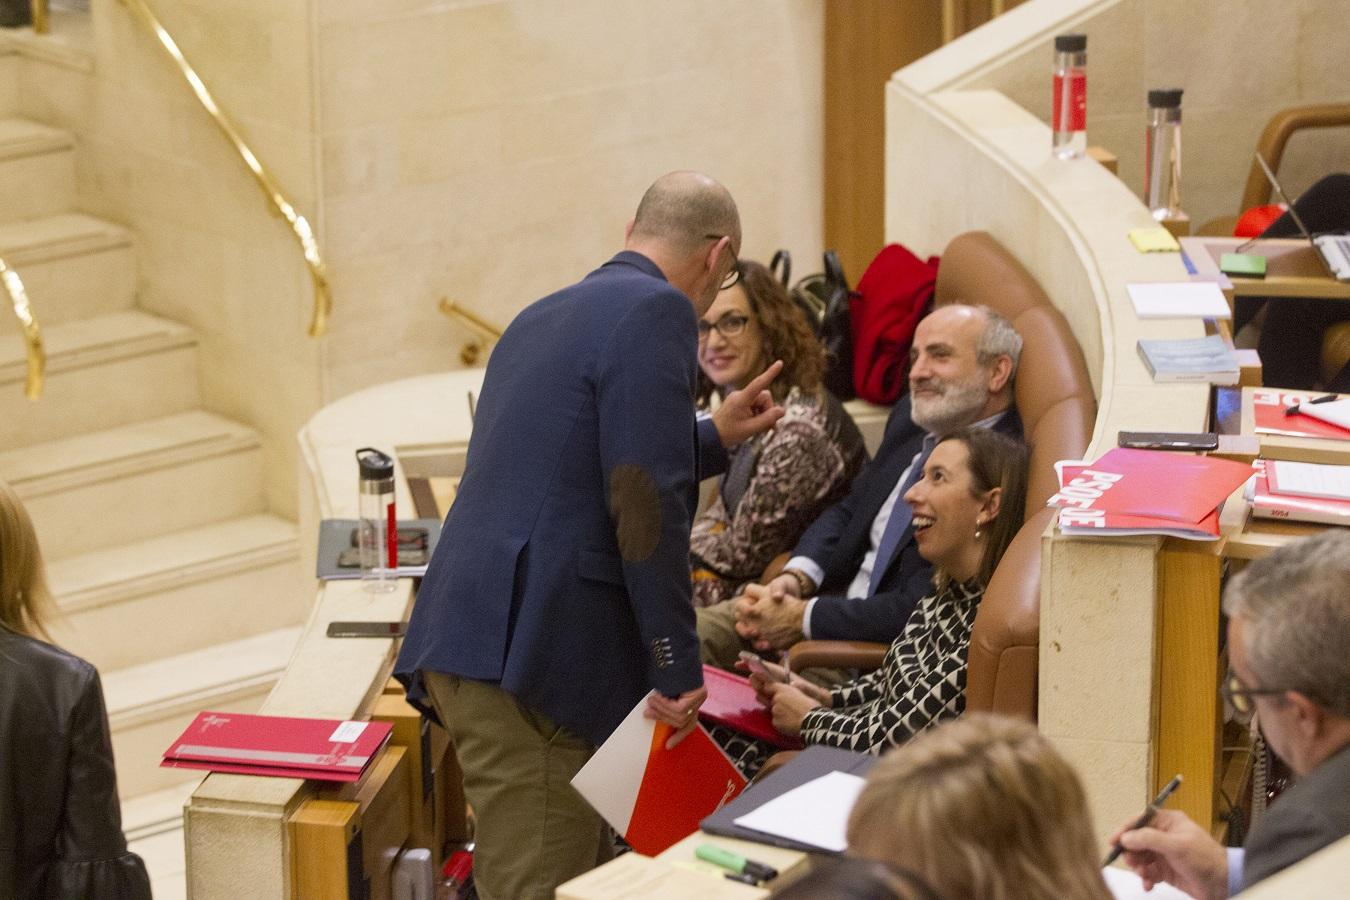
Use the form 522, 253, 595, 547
697, 304, 1023, 667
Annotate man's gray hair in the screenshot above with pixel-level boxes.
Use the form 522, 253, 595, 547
1222, 529, 1350, 718
630, 171, 740, 257
974, 305, 1023, 381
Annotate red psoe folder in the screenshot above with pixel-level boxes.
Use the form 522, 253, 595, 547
699, 664, 805, 750
161, 711, 393, 782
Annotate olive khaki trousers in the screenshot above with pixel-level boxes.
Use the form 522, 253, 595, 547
423, 673, 612, 900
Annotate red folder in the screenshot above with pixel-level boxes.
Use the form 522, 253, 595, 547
1249, 389, 1350, 440
161, 711, 393, 782
699, 664, 804, 750
1250, 459, 1350, 526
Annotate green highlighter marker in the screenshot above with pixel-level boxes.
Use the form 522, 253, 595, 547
696, 843, 779, 882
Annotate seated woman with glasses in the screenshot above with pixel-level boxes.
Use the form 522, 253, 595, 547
0, 480, 151, 900
690, 259, 866, 608
724, 428, 1027, 770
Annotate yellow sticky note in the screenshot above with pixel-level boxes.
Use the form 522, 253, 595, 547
1128, 227, 1181, 252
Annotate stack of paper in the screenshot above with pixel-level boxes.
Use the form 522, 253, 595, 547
1247, 459, 1350, 526
1247, 390, 1350, 442
1047, 448, 1255, 540
161, 711, 393, 782
1127, 282, 1231, 319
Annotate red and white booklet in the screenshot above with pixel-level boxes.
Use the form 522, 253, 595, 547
1248, 459, 1350, 526
161, 711, 392, 782
1046, 448, 1254, 539
572, 693, 748, 856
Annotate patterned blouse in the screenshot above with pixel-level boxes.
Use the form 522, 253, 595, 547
690, 386, 865, 607
799, 578, 984, 753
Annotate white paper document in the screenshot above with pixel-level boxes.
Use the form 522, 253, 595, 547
1269, 460, 1350, 502
731, 770, 865, 853
1127, 281, 1232, 319
1101, 865, 1191, 899
1297, 397, 1350, 431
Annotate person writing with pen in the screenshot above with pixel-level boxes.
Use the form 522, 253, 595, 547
1111, 530, 1350, 897
718, 427, 1027, 772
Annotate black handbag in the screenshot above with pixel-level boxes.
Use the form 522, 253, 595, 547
795, 251, 855, 400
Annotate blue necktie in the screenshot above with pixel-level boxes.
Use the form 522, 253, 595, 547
866, 440, 934, 597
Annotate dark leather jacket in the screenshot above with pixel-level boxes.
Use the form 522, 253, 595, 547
0, 628, 151, 899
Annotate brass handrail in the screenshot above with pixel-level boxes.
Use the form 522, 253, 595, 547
29, 0, 48, 34
2, 257, 45, 399
116, 0, 331, 336
438, 297, 503, 366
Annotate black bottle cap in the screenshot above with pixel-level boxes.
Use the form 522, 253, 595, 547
1148, 88, 1184, 109
355, 447, 394, 480
1054, 33, 1086, 53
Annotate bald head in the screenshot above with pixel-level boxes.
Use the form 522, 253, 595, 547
630, 171, 740, 257
626, 171, 741, 313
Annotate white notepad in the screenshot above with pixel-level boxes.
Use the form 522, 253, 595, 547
731, 770, 866, 853
1127, 281, 1231, 319
1269, 460, 1350, 502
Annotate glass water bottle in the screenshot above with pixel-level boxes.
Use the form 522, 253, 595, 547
1052, 34, 1087, 159
1145, 88, 1185, 221
356, 447, 398, 593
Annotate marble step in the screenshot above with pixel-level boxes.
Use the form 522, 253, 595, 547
0, 410, 265, 559
0, 212, 136, 332
0, 118, 75, 224
0, 310, 199, 450
104, 625, 303, 798
47, 514, 310, 672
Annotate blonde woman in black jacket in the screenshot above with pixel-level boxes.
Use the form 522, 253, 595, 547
0, 479, 150, 900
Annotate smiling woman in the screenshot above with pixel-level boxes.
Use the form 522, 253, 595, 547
728, 428, 1029, 768
689, 261, 867, 607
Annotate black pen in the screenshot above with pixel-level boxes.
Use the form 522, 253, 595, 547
1103, 774, 1183, 866
1286, 394, 1339, 415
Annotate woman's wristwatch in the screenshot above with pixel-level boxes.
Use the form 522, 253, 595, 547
784, 568, 815, 597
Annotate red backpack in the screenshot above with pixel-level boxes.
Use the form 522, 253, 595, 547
850, 244, 940, 404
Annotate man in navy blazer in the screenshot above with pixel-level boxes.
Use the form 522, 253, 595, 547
697, 304, 1023, 666
395, 172, 782, 900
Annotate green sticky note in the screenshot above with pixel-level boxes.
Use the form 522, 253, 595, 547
1219, 252, 1267, 278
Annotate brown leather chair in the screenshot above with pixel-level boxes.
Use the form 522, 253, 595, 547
780, 232, 1096, 727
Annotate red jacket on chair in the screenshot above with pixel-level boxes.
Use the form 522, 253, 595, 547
850, 244, 939, 405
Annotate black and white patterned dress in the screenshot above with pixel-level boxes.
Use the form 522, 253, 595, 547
799, 578, 983, 753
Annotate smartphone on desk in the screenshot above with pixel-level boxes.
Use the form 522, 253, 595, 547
1118, 431, 1219, 451
326, 621, 406, 638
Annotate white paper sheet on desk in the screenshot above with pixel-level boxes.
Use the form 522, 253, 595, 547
1127, 281, 1231, 319
731, 770, 865, 853
1101, 865, 1191, 899
1297, 397, 1350, 431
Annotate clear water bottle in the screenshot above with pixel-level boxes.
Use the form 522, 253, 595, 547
435, 848, 474, 900
1145, 88, 1185, 221
356, 447, 398, 593
1051, 33, 1087, 159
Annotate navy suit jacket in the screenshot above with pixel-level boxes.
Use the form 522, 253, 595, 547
794, 394, 1022, 642
396, 252, 726, 746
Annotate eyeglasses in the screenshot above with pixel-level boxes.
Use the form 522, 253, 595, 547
704, 234, 741, 290
697, 312, 750, 342
1221, 672, 1289, 715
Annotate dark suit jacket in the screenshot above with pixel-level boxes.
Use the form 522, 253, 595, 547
0, 629, 150, 900
396, 252, 726, 746
793, 395, 1022, 642
1243, 742, 1350, 889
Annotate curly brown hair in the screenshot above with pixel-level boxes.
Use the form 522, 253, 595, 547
696, 259, 825, 406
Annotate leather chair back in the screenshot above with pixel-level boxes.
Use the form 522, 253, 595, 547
933, 232, 1096, 719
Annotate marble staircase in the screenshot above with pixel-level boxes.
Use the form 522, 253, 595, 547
0, 38, 309, 900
